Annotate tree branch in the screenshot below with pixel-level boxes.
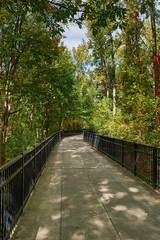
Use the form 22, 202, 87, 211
47, 0, 92, 14
10, 100, 28, 115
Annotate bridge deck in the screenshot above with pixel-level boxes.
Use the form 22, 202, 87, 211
11, 135, 160, 240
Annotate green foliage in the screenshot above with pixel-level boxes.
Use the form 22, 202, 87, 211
90, 97, 113, 135
72, 40, 97, 127
0, 1, 81, 162
1, 0, 160, 164
85, 0, 160, 146
6, 129, 37, 160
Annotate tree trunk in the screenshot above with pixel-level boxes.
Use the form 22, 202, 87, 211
0, 81, 11, 165
150, 2, 157, 58
0, 133, 5, 165
104, 59, 110, 98
113, 77, 116, 116
110, 33, 116, 116
150, 2, 159, 128
0, 14, 24, 165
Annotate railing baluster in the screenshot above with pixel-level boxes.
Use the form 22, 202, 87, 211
153, 147, 157, 188
83, 130, 160, 190
122, 140, 124, 167
21, 153, 24, 214
134, 143, 137, 176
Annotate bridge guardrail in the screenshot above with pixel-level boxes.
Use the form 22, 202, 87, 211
62, 130, 83, 136
0, 129, 84, 240
83, 131, 160, 190
0, 131, 64, 240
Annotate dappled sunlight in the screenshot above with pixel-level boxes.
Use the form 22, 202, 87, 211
98, 186, 109, 192
71, 231, 86, 240
86, 203, 101, 211
77, 146, 89, 153
36, 226, 49, 240
112, 205, 147, 221
62, 196, 70, 202
127, 208, 146, 220
92, 229, 101, 237
128, 187, 139, 193
51, 213, 60, 221
112, 205, 128, 212
101, 193, 114, 203
135, 194, 160, 203
72, 154, 78, 158
115, 192, 128, 199
84, 193, 92, 200
53, 197, 61, 203
89, 218, 104, 229
66, 149, 76, 152
99, 179, 109, 185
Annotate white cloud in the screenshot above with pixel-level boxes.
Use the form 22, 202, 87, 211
62, 39, 83, 50
61, 24, 88, 51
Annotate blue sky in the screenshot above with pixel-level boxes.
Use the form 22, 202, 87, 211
61, 0, 160, 51
62, 24, 88, 51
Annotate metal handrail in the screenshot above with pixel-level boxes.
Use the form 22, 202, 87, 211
0, 129, 84, 240
0, 131, 63, 240
83, 131, 160, 190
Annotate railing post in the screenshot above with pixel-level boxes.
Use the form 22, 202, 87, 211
121, 140, 124, 167
33, 146, 36, 183
99, 136, 101, 151
0, 171, 3, 240
46, 139, 48, 158
134, 143, 137, 176
21, 153, 24, 214
153, 147, 157, 188
1, 188, 4, 240
44, 140, 46, 167
41, 141, 43, 169
112, 139, 114, 159
43, 141, 46, 167
40, 142, 42, 173
101, 138, 103, 152
106, 139, 108, 155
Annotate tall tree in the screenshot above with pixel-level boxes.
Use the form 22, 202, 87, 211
87, 20, 118, 116
72, 40, 96, 126
139, 0, 160, 128
0, 2, 78, 164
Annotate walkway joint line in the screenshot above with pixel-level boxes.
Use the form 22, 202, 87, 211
79, 153, 123, 240
59, 149, 64, 240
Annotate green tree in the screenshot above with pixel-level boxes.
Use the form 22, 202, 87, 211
73, 40, 97, 127
87, 0, 159, 144
0, 3, 77, 164
113, 0, 157, 143
87, 21, 119, 116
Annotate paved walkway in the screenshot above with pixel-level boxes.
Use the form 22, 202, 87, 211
11, 135, 160, 240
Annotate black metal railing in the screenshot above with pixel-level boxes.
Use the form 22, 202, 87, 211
0, 131, 63, 240
83, 131, 160, 190
62, 129, 83, 136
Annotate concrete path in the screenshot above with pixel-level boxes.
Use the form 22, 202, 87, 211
10, 135, 160, 240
